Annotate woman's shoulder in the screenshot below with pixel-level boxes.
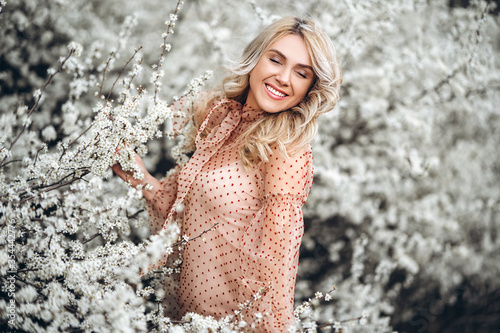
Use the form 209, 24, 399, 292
262, 144, 312, 177
266, 143, 312, 163
260, 144, 312, 196
193, 90, 227, 124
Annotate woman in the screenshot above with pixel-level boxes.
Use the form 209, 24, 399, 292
113, 16, 341, 332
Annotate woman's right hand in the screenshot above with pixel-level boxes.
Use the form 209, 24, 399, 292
112, 152, 161, 201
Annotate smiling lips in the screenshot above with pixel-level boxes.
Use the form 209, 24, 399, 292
265, 83, 288, 99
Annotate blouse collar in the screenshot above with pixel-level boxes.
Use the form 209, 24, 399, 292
241, 102, 266, 123
195, 98, 267, 151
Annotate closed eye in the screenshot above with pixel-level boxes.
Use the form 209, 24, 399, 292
270, 57, 282, 65
297, 71, 307, 79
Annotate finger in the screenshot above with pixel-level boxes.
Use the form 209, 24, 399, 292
111, 164, 128, 182
111, 164, 122, 175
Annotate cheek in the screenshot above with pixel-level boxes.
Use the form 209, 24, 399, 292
249, 64, 264, 84
248, 71, 258, 90
304, 79, 316, 96
296, 82, 312, 99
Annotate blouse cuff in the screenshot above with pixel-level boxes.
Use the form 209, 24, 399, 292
146, 167, 179, 235
261, 192, 307, 207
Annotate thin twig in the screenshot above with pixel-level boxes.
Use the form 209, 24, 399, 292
67, 123, 95, 149
0, 50, 75, 167
98, 15, 138, 97
33, 145, 47, 166
316, 316, 363, 330
410, 1, 491, 105
153, 0, 184, 103
82, 233, 101, 245
227, 285, 272, 325
15, 268, 40, 273
19, 170, 90, 205
148, 223, 220, 275
12, 274, 42, 290
127, 209, 145, 219
0, 159, 22, 167
99, 51, 116, 97
106, 47, 143, 102
171, 222, 219, 248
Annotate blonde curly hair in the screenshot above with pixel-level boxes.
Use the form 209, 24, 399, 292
218, 16, 342, 166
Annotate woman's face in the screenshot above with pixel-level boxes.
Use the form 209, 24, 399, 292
246, 34, 315, 113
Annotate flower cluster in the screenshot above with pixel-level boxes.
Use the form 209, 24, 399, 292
1, 0, 499, 332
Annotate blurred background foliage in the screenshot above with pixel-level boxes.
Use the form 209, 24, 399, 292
1, 0, 499, 332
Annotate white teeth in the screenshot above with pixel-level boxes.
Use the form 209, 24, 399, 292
266, 84, 286, 97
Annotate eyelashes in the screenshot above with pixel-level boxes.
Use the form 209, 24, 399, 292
269, 57, 309, 79
270, 57, 281, 65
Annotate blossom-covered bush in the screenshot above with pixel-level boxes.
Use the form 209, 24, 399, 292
1, 0, 499, 332
296, 1, 500, 332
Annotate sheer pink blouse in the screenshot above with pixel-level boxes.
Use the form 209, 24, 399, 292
146, 96, 313, 331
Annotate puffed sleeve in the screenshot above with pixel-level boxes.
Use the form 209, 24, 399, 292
238, 144, 313, 332
145, 94, 197, 235
146, 166, 181, 235
168, 90, 223, 137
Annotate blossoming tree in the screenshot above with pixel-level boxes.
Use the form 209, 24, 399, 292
1, 0, 499, 332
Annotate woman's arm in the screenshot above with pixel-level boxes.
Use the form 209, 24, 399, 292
238, 144, 313, 332
112, 153, 180, 234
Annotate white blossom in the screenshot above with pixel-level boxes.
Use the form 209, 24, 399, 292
0, 1, 498, 332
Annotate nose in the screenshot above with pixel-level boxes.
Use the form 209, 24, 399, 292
275, 68, 291, 86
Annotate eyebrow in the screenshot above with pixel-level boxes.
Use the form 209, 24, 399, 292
267, 49, 314, 71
